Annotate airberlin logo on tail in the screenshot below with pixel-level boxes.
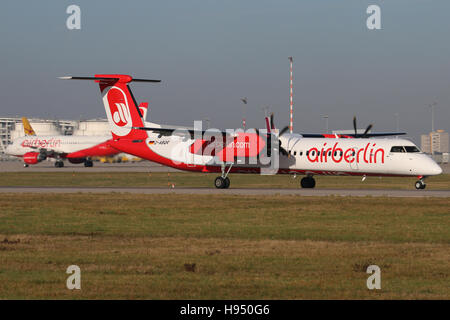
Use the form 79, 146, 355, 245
102, 86, 132, 137
113, 103, 131, 126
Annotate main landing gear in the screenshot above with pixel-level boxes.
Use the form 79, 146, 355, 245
84, 159, 93, 167
54, 160, 64, 168
415, 179, 426, 190
214, 163, 233, 189
300, 176, 316, 188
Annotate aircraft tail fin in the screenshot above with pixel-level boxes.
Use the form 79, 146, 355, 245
59, 75, 160, 140
22, 117, 36, 136
138, 102, 149, 122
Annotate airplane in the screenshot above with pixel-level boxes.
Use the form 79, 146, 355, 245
5, 116, 127, 168
59, 74, 442, 189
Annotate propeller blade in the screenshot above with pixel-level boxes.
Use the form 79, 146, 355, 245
279, 126, 289, 136
278, 140, 289, 156
362, 124, 373, 137
270, 113, 275, 130
280, 147, 289, 156
353, 116, 358, 136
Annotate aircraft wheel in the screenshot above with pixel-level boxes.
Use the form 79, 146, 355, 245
415, 181, 426, 190
224, 177, 230, 189
214, 177, 226, 189
55, 161, 64, 168
23, 163, 29, 168
301, 177, 316, 188
84, 160, 93, 167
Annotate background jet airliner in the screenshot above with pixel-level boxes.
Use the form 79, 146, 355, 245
5, 117, 122, 167
60, 74, 442, 189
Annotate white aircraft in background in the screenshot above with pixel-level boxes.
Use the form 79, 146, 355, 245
5, 117, 122, 167
4, 101, 152, 167
60, 74, 442, 189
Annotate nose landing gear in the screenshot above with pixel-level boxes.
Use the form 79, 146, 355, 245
415, 179, 426, 190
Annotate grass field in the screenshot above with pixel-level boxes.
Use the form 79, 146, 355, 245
0, 193, 449, 299
0, 172, 449, 190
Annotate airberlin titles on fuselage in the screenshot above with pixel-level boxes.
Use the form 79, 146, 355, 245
21, 138, 62, 149
306, 142, 384, 164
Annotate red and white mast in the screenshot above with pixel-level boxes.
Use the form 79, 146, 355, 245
288, 56, 293, 134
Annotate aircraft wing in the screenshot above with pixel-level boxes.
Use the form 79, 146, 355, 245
300, 132, 406, 138
133, 126, 231, 138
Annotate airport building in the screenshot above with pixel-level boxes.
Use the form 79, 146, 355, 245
421, 130, 449, 154
421, 130, 449, 163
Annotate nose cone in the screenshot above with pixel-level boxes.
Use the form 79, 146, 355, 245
425, 158, 443, 176
4, 144, 13, 155
433, 163, 443, 175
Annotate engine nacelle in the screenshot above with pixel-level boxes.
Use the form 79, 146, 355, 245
23, 152, 40, 165
68, 157, 85, 164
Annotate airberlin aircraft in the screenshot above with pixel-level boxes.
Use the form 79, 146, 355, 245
6, 105, 149, 168
60, 74, 442, 189
5, 117, 121, 167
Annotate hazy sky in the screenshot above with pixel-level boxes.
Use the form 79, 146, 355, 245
1, 0, 449, 144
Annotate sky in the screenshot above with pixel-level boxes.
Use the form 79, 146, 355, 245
0, 0, 449, 144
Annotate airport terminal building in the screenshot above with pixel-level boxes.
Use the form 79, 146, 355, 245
421, 130, 449, 164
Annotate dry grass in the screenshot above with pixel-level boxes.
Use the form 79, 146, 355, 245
0, 193, 449, 299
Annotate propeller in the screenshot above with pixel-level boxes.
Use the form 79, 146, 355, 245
352, 116, 373, 138
267, 114, 289, 156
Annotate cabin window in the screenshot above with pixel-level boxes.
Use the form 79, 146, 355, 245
390, 146, 405, 153
300, 152, 303, 156
294, 151, 297, 156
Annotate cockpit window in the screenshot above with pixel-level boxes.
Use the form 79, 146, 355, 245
390, 146, 405, 153
404, 146, 420, 153
390, 146, 421, 153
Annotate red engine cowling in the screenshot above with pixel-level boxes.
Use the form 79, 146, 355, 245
23, 152, 40, 165
68, 158, 85, 164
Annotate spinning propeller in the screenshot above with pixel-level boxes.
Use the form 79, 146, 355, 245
267, 113, 289, 156
352, 116, 373, 138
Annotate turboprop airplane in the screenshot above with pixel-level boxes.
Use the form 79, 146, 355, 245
59, 74, 442, 189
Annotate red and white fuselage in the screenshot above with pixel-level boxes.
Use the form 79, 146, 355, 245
5, 135, 117, 165
119, 132, 441, 177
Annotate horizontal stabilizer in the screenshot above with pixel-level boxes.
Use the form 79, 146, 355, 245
59, 75, 161, 83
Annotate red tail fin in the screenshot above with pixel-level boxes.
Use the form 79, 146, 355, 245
95, 74, 148, 140
138, 102, 149, 121
59, 74, 160, 140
